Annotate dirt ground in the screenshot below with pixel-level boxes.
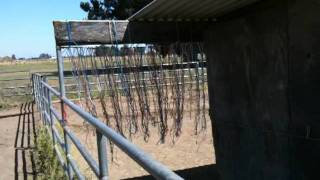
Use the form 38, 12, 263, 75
0, 101, 215, 180
0, 102, 38, 180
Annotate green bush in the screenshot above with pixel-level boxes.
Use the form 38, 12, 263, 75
35, 127, 66, 180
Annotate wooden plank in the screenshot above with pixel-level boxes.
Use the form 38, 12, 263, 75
204, 0, 291, 179
53, 20, 208, 46
53, 20, 128, 46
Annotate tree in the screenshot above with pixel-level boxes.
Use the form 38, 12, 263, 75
11, 54, 16, 60
39, 53, 51, 59
80, 0, 152, 20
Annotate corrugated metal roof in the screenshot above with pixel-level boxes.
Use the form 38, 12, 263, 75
129, 0, 259, 21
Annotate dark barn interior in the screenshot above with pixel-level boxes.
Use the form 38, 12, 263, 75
204, 0, 320, 179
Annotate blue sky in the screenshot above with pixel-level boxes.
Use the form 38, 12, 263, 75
0, 1, 86, 58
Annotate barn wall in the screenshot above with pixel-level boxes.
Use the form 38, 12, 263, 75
288, 0, 320, 179
204, 0, 320, 179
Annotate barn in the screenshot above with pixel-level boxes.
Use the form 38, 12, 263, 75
53, 0, 320, 179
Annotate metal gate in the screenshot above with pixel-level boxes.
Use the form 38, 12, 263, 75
32, 70, 183, 179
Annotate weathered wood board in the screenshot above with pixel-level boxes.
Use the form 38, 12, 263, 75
53, 20, 128, 46
53, 20, 208, 46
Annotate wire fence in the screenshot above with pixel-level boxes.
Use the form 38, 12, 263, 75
0, 71, 32, 97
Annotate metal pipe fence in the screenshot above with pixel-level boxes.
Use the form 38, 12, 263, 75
0, 70, 32, 98
51, 75, 207, 95
0, 61, 206, 99
32, 72, 184, 180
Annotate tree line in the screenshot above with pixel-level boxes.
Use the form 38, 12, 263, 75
0, 53, 52, 61
80, 0, 152, 20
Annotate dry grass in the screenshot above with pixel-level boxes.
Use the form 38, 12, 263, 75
0, 60, 72, 110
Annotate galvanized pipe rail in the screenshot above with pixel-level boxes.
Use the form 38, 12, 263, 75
0, 78, 32, 97
47, 61, 206, 77
32, 72, 183, 180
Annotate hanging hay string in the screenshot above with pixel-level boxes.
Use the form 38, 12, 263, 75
194, 45, 202, 135
198, 43, 207, 132
122, 46, 138, 136
68, 47, 99, 122
78, 48, 98, 117
106, 51, 124, 136
96, 54, 112, 127
182, 43, 194, 128
108, 22, 125, 136
66, 48, 83, 108
125, 46, 140, 135
133, 47, 152, 141
111, 21, 140, 138
111, 21, 134, 135
175, 43, 186, 138
63, 41, 208, 144
150, 46, 167, 143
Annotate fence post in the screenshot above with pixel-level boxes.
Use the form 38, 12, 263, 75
37, 75, 40, 109
43, 76, 48, 125
31, 74, 35, 103
41, 76, 45, 125
35, 75, 38, 106
96, 130, 108, 180
40, 75, 45, 124
57, 47, 73, 180
44, 76, 56, 145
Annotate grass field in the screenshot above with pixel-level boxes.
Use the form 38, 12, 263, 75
0, 59, 73, 73
0, 60, 72, 110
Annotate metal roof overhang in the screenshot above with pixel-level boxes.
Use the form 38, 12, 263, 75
129, 0, 260, 21
53, 0, 262, 46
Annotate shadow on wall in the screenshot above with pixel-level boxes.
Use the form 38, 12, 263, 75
13, 102, 38, 180
124, 164, 219, 180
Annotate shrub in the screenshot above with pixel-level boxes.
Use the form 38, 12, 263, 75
34, 127, 66, 180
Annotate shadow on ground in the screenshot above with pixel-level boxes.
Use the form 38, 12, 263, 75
124, 164, 219, 180
13, 102, 38, 180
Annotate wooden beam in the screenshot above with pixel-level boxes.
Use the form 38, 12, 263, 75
53, 20, 208, 46
53, 20, 129, 46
